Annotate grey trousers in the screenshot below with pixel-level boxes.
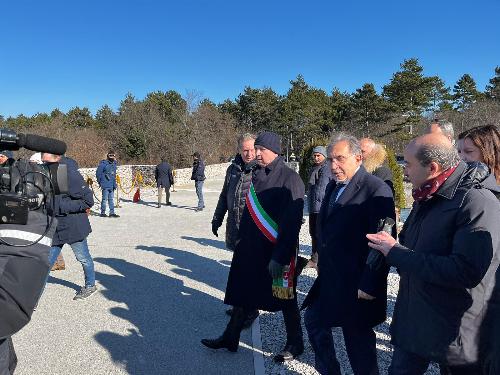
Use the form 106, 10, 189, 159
158, 187, 170, 205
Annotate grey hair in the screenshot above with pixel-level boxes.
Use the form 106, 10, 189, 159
415, 143, 461, 169
237, 132, 256, 150
327, 133, 362, 156
429, 120, 455, 140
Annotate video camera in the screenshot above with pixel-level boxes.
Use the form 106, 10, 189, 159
0, 128, 68, 228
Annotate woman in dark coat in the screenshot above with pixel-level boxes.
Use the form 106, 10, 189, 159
458, 125, 500, 375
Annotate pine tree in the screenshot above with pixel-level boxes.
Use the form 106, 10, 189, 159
453, 74, 481, 111
350, 83, 388, 136
382, 58, 436, 117
485, 66, 500, 101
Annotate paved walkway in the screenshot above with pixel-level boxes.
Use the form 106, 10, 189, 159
14, 180, 256, 375
13, 179, 440, 375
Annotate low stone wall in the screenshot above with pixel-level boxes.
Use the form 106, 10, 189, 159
79, 162, 231, 190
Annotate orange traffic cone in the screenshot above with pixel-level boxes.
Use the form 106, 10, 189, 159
133, 188, 141, 202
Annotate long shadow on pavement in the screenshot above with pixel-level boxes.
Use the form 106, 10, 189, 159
119, 198, 158, 208
135, 245, 231, 296
93, 249, 253, 375
180, 236, 228, 251
47, 275, 81, 292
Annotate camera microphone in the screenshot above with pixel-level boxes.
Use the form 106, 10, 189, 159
16, 133, 67, 155
0, 129, 67, 155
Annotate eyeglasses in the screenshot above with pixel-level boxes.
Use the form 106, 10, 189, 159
327, 154, 352, 163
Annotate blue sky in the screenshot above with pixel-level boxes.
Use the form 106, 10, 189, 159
1, 0, 498, 118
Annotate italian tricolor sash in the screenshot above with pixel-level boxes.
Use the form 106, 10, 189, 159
246, 183, 295, 300
246, 183, 278, 243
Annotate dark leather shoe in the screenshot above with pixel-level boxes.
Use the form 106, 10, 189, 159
201, 337, 238, 352
273, 343, 304, 362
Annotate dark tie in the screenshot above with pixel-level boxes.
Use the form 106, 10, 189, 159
328, 182, 346, 214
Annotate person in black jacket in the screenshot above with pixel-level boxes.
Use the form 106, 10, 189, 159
191, 152, 206, 212
0, 161, 57, 375
212, 133, 258, 327
212, 133, 257, 251
155, 158, 174, 208
306, 145, 333, 269
0, 209, 56, 375
367, 133, 500, 375
303, 134, 395, 375
202, 132, 305, 362
42, 153, 96, 300
457, 124, 500, 375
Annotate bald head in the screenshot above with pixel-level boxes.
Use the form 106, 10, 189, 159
414, 133, 452, 149
407, 133, 459, 169
360, 138, 376, 160
404, 133, 460, 188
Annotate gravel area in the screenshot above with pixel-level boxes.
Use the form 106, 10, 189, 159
260, 220, 440, 375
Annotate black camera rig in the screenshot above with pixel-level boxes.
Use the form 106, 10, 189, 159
0, 128, 69, 244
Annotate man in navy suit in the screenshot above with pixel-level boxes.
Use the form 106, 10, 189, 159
155, 158, 174, 208
303, 133, 396, 375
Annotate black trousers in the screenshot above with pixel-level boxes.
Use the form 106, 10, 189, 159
305, 300, 378, 375
308, 213, 318, 260
0, 337, 17, 375
225, 301, 302, 347
389, 346, 480, 375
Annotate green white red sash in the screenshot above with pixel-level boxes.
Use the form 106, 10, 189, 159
246, 183, 278, 243
272, 256, 296, 299
245, 182, 295, 300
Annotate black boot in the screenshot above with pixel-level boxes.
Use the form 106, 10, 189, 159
274, 302, 304, 362
201, 307, 247, 352
242, 309, 259, 329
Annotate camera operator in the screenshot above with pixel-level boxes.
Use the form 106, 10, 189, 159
41, 153, 97, 300
0, 168, 57, 375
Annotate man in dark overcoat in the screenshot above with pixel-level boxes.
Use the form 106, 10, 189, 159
155, 158, 174, 207
201, 131, 305, 362
212, 133, 258, 326
303, 133, 396, 375
367, 134, 500, 375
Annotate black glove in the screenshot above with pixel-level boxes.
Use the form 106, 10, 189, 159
211, 221, 221, 237
268, 259, 284, 279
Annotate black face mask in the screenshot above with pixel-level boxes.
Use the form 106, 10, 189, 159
107, 156, 115, 162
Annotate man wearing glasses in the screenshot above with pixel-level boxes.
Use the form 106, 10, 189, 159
303, 133, 395, 375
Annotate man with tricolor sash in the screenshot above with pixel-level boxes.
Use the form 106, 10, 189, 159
201, 131, 305, 362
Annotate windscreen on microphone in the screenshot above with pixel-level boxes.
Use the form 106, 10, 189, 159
17, 133, 67, 155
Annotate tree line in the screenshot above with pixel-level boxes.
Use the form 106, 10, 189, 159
1, 58, 499, 168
